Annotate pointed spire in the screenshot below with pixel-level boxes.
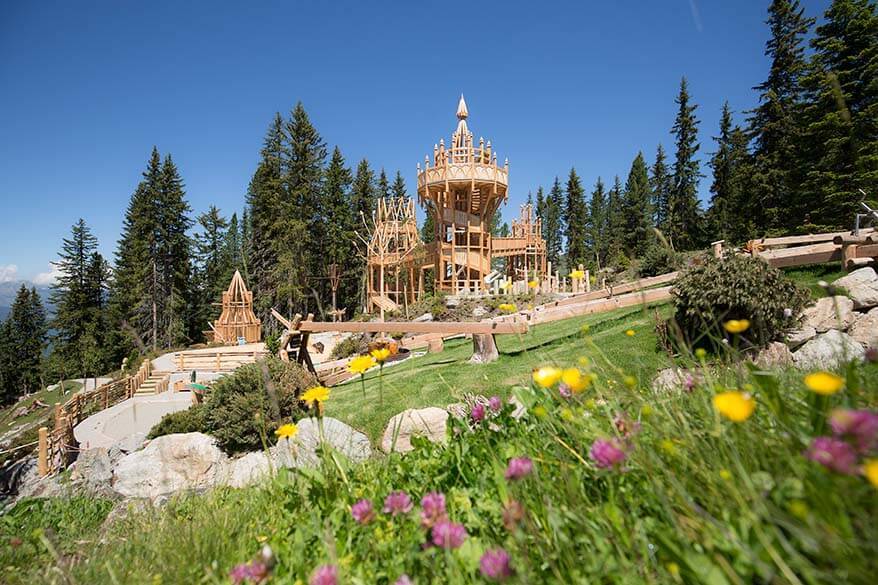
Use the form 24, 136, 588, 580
456, 94, 468, 120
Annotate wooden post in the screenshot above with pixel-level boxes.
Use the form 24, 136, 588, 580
712, 240, 724, 259
584, 269, 591, 293
37, 427, 49, 476
470, 333, 500, 364
216, 353, 222, 371
178, 353, 184, 371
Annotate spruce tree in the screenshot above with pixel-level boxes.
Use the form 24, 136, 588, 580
707, 103, 736, 242
535, 187, 546, 226
749, 0, 814, 231
5, 285, 47, 396
564, 169, 589, 268
669, 77, 704, 250
158, 154, 194, 347
588, 178, 607, 268
351, 159, 377, 229
622, 152, 653, 257
193, 206, 230, 328
0, 319, 14, 404
391, 171, 407, 199
606, 176, 627, 264
650, 144, 672, 232
800, 0, 878, 228
377, 169, 390, 201
545, 178, 565, 268
322, 147, 355, 314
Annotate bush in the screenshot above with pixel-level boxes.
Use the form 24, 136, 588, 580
147, 404, 206, 439
147, 358, 317, 454
638, 243, 681, 277
670, 254, 809, 350
329, 334, 369, 360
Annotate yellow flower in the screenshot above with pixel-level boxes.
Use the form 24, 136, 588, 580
719, 469, 732, 480
863, 459, 878, 488
301, 386, 330, 405
532, 366, 563, 388
498, 303, 517, 313
528, 279, 538, 289
666, 562, 680, 577
578, 356, 590, 366
561, 368, 590, 393
713, 391, 755, 422
659, 439, 678, 456
532, 405, 548, 418
723, 319, 750, 334
623, 375, 637, 388
579, 324, 590, 335
275, 423, 298, 439
370, 348, 392, 363
640, 404, 654, 418
694, 348, 707, 359
560, 407, 574, 421
804, 371, 844, 395
625, 329, 636, 337
348, 354, 377, 375
500, 280, 513, 290
788, 500, 809, 520
569, 269, 585, 279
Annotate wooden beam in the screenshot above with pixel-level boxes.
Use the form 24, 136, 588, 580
541, 272, 678, 309
760, 242, 842, 268
523, 286, 674, 326
298, 320, 528, 335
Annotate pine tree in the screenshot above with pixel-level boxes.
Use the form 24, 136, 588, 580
545, 178, 565, 268
749, 0, 814, 231
0, 319, 14, 405
193, 206, 230, 328
669, 77, 704, 250
800, 0, 878, 228
5, 285, 47, 396
391, 171, 407, 199
158, 154, 194, 347
588, 178, 607, 268
351, 159, 377, 230
622, 152, 653, 257
50, 219, 112, 378
225, 212, 244, 276
707, 103, 756, 243
322, 147, 355, 314
535, 187, 546, 225
564, 169, 589, 268
606, 176, 627, 264
650, 144, 672, 232
377, 169, 390, 201
421, 207, 436, 244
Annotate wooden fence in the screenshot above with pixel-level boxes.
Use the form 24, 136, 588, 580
175, 349, 267, 372
37, 360, 152, 476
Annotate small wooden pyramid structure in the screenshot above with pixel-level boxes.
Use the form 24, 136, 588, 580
208, 270, 262, 344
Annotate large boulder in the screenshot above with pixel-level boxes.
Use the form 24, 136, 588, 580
112, 432, 228, 499
225, 451, 272, 489
786, 325, 817, 349
751, 341, 794, 369
652, 368, 701, 393
848, 307, 878, 347
70, 448, 115, 495
801, 296, 856, 332
833, 267, 878, 310
381, 407, 449, 453
272, 417, 371, 468
792, 329, 866, 370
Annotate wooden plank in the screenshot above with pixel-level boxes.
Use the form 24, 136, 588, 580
298, 320, 528, 335
529, 286, 673, 325
760, 242, 842, 268
753, 228, 874, 248
538, 272, 678, 309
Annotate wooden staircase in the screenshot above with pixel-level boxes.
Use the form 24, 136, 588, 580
134, 370, 171, 396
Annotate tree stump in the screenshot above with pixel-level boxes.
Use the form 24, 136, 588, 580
470, 333, 499, 364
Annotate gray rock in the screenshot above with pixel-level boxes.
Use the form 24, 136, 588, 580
848, 307, 878, 347
833, 267, 878, 309
111, 432, 147, 454
272, 417, 371, 468
472, 306, 489, 318
11, 460, 67, 501
445, 297, 460, 308
381, 407, 449, 453
225, 451, 272, 488
112, 432, 228, 499
413, 313, 434, 322
751, 341, 794, 369
652, 368, 701, 393
787, 325, 817, 349
801, 296, 856, 332
792, 329, 866, 370
70, 448, 114, 493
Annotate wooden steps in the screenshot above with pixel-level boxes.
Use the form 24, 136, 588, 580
134, 371, 171, 396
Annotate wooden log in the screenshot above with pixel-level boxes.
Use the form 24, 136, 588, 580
37, 427, 48, 476
428, 338, 445, 353
529, 286, 674, 325
759, 242, 842, 268
298, 320, 527, 335
469, 334, 499, 364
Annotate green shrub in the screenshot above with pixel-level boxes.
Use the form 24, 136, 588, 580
147, 404, 206, 439
670, 254, 809, 350
329, 334, 369, 360
638, 243, 681, 277
147, 358, 316, 454
265, 333, 281, 355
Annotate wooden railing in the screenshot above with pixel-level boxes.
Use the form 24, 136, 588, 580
37, 359, 152, 476
175, 349, 266, 372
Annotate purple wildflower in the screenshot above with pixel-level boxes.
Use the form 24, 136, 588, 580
351, 498, 375, 524
558, 384, 572, 398
471, 402, 486, 423
395, 576, 413, 585
613, 414, 641, 439
504, 457, 533, 480
480, 548, 513, 581
489, 396, 502, 412
806, 436, 859, 474
683, 374, 696, 393
230, 561, 269, 584
589, 438, 627, 469
309, 564, 338, 585
431, 519, 468, 549
420, 491, 447, 528
829, 409, 878, 454
383, 491, 413, 515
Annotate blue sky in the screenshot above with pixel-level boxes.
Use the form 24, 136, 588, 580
0, 0, 831, 283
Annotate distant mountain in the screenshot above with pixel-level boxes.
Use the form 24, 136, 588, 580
0, 281, 54, 321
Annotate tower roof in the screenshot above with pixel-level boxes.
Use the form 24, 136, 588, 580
456, 94, 468, 120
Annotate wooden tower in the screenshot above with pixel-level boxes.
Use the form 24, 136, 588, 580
208, 270, 262, 344
365, 197, 426, 314
493, 203, 547, 281
417, 96, 508, 294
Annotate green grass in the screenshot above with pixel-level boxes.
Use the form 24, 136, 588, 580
783, 264, 847, 299
0, 381, 83, 431
326, 303, 672, 441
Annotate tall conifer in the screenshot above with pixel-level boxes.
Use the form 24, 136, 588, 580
669, 77, 703, 250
